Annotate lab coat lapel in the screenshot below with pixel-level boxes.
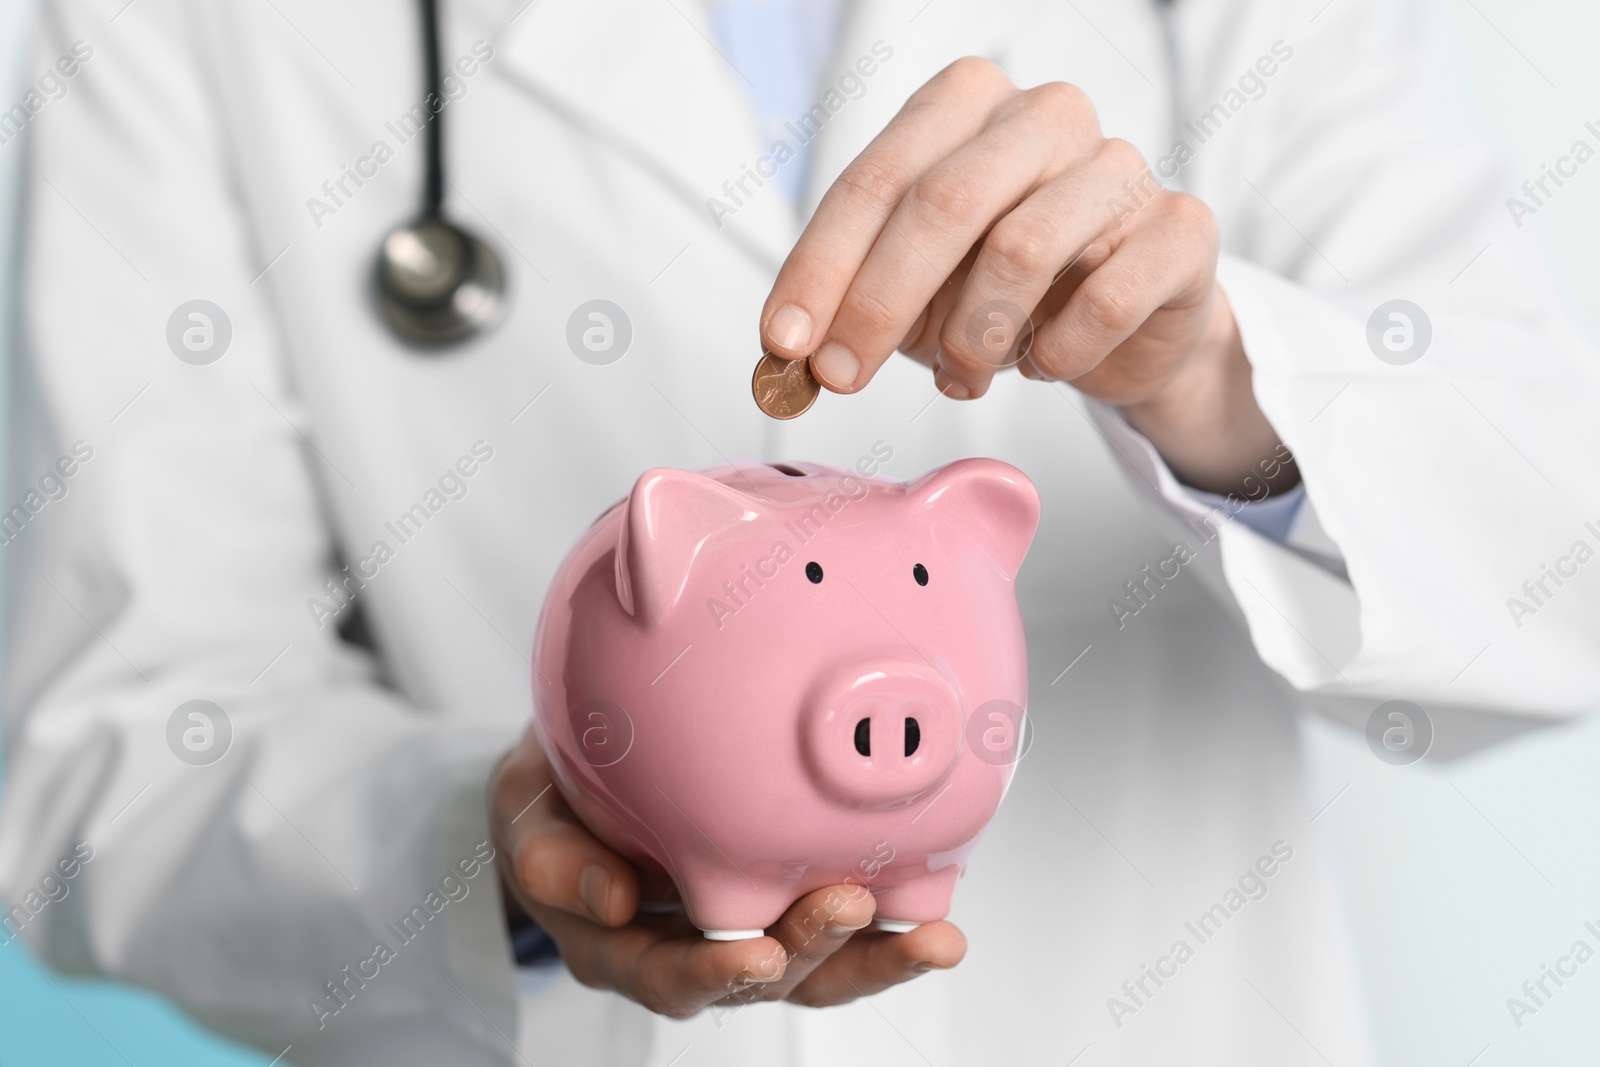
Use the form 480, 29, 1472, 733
799, 0, 1001, 219
488, 0, 798, 270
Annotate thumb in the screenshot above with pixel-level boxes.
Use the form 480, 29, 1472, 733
492, 737, 639, 927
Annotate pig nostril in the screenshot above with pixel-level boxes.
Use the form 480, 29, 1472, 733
904, 717, 921, 757
854, 718, 871, 757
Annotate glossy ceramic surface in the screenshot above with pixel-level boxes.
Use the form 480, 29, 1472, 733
531, 458, 1040, 936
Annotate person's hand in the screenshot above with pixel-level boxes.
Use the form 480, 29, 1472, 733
489, 724, 966, 1017
759, 57, 1298, 499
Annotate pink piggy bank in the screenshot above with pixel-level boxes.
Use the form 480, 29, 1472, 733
531, 458, 1040, 939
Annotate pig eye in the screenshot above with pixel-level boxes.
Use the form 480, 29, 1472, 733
805, 561, 823, 584
913, 563, 929, 586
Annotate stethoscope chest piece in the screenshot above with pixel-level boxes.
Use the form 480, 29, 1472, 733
377, 216, 505, 347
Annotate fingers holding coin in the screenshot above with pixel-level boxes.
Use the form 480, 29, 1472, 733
757, 57, 1225, 408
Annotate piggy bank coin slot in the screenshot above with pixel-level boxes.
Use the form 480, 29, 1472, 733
770, 463, 807, 477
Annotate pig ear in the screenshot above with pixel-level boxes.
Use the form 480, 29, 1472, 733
909, 459, 1041, 579
615, 468, 764, 625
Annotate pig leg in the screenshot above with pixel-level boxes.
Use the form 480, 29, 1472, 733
870, 866, 961, 933
679, 869, 793, 941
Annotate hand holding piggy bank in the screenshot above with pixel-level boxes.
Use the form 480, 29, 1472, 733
532, 458, 1039, 940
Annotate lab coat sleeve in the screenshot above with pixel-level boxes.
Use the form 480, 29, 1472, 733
1094, 0, 1600, 718
0, 4, 520, 1063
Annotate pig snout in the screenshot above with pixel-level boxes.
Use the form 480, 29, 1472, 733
801, 651, 963, 808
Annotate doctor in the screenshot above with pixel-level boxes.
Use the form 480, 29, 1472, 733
3, 1, 1598, 1066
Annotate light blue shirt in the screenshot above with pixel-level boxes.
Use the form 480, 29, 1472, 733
709, 0, 840, 204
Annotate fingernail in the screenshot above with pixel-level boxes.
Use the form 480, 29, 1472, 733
825, 920, 871, 936
811, 342, 860, 390
914, 962, 940, 973
767, 305, 813, 352
579, 865, 610, 922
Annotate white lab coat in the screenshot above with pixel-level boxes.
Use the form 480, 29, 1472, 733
3, 0, 1598, 1064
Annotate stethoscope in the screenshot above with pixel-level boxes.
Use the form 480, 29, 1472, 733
376, 0, 506, 347
372, 0, 1180, 348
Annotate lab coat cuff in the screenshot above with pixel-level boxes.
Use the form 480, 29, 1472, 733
1189, 482, 1306, 543
1084, 401, 1309, 544
1083, 401, 1316, 551
1084, 284, 1364, 693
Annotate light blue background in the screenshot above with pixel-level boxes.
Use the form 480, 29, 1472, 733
2, 1, 1598, 1064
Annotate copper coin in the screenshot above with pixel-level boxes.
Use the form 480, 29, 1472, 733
751, 349, 820, 420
